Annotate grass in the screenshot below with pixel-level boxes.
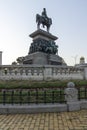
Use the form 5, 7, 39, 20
0, 79, 87, 89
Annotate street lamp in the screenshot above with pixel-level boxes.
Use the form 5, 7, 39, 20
72, 55, 78, 65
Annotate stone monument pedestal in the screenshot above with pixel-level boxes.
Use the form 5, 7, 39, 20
23, 29, 66, 65
23, 52, 65, 65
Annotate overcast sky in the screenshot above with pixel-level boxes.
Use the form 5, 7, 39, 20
0, 0, 87, 65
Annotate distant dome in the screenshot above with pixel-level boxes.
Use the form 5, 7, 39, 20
80, 57, 85, 64
80, 57, 84, 60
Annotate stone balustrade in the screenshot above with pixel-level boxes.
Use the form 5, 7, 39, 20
0, 65, 84, 80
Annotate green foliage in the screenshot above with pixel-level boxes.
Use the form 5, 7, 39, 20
0, 80, 87, 89
0, 89, 65, 104
0, 80, 87, 104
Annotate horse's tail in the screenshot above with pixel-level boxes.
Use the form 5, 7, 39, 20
49, 18, 52, 25
51, 18, 52, 24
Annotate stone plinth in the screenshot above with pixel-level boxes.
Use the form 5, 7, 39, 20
67, 102, 80, 111
23, 52, 65, 65
23, 29, 66, 65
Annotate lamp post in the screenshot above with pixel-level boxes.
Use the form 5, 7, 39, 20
72, 55, 78, 65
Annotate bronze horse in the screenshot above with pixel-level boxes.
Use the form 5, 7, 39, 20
36, 14, 52, 32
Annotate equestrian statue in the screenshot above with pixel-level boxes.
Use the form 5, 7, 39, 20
36, 8, 52, 32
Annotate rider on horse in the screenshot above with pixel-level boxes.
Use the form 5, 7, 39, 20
36, 8, 52, 32
41, 8, 48, 27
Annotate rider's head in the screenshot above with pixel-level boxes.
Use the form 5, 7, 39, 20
43, 8, 46, 11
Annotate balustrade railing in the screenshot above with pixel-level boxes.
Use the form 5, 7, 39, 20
0, 65, 84, 80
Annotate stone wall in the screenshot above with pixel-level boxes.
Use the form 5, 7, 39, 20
0, 65, 84, 80
0, 51, 2, 65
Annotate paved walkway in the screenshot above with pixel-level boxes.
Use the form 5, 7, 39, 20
0, 110, 87, 130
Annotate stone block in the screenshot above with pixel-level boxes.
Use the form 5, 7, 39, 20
0, 104, 67, 114
80, 100, 87, 109
67, 101, 80, 111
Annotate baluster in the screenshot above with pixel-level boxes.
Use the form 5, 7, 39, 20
22, 70, 26, 76
28, 69, 32, 76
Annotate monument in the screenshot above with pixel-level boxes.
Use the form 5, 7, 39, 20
18, 8, 66, 65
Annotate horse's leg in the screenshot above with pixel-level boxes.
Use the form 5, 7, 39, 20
37, 23, 40, 30
42, 23, 44, 28
47, 26, 49, 32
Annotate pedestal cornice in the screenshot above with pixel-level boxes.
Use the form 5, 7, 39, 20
29, 29, 58, 41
